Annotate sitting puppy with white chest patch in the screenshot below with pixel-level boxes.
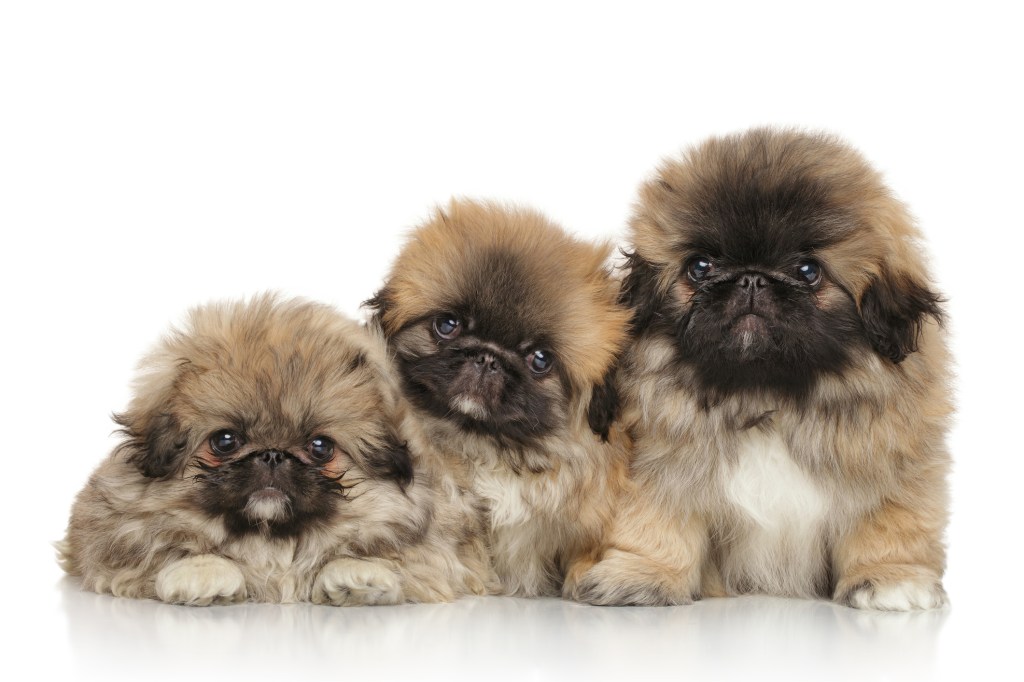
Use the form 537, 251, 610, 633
58, 295, 493, 605
571, 128, 952, 611
366, 199, 632, 597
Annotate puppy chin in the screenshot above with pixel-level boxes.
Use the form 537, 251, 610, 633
243, 488, 292, 523
450, 395, 489, 420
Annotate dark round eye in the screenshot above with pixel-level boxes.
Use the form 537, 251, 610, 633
209, 430, 243, 456
686, 256, 715, 282
432, 314, 462, 340
307, 436, 335, 462
526, 350, 554, 375
797, 261, 822, 286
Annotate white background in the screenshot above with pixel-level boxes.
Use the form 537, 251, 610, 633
1, 1, 1020, 680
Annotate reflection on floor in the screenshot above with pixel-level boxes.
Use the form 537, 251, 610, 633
58, 577, 947, 681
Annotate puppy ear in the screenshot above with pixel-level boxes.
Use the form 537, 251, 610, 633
112, 356, 195, 479
587, 369, 620, 442
114, 409, 190, 479
362, 287, 393, 333
619, 250, 665, 334
355, 431, 414, 490
859, 272, 944, 363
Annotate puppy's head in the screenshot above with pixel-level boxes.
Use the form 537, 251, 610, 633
114, 294, 412, 538
367, 200, 629, 446
623, 128, 943, 398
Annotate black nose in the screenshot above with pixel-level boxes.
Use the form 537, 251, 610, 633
258, 450, 286, 468
738, 273, 768, 289
474, 351, 500, 373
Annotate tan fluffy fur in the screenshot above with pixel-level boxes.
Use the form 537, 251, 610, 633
371, 200, 633, 597
571, 129, 952, 610
58, 294, 493, 605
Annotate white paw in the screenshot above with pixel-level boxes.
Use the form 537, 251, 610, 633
312, 558, 403, 606
847, 579, 947, 611
155, 555, 247, 606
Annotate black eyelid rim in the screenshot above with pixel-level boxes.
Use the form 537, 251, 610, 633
797, 259, 824, 286
526, 349, 554, 374
307, 435, 335, 455
685, 254, 716, 281
209, 430, 244, 455
435, 312, 460, 325
431, 312, 463, 339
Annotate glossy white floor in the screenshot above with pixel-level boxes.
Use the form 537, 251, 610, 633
35, 572, 984, 681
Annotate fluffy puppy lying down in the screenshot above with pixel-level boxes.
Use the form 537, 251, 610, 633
573, 128, 951, 610
368, 200, 632, 597
59, 295, 492, 605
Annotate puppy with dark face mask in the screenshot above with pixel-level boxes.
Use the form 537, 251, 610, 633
572, 129, 951, 610
367, 200, 632, 597
58, 295, 493, 605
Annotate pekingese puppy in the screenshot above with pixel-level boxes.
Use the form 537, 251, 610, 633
366, 199, 632, 597
58, 294, 493, 605
572, 128, 951, 610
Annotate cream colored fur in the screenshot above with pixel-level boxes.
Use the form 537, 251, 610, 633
571, 129, 952, 611
58, 295, 495, 605
402, 405, 630, 597
371, 200, 632, 597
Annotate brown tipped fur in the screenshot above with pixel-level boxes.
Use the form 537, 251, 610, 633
372, 199, 629, 389
58, 294, 495, 605
368, 200, 633, 597
571, 129, 952, 611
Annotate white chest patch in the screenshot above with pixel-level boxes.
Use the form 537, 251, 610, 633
721, 430, 828, 596
726, 431, 826, 529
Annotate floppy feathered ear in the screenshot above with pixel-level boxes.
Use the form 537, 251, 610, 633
587, 369, 620, 442
355, 430, 414, 490
362, 287, 394, 335
113, 409, 190, 479
619, 251, 665, 334
112, 357, 194, 479
859, 272, 944, 363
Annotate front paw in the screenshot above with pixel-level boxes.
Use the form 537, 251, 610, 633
312, 558, 403, 606
568, 549, 698, 606
838, 577, 948, 611
155, 555, 247, 606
